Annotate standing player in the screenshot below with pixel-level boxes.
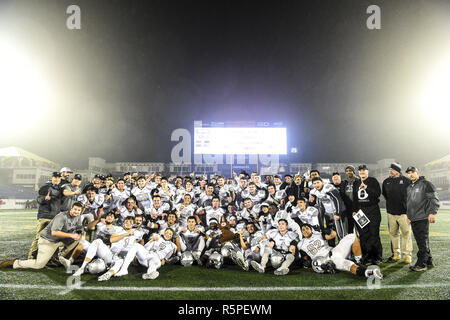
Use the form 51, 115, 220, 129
132, 176, 153, 212
175, 194, 198, 226
310, 177, 347, 245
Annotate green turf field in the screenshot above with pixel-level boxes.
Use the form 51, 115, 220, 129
1, 209, 449, 300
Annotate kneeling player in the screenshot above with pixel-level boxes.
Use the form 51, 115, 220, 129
297, 224, 383, 279
179, 216, 206, 266
250, 219, 298, 276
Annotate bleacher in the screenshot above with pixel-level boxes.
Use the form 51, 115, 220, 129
0, 183, 37, 200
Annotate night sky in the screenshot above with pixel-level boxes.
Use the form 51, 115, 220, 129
0, 0, 449, 169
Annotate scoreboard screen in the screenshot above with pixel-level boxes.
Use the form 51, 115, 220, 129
194, 121, 287, 155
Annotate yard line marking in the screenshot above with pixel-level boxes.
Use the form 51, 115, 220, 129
1, 283, 449, 292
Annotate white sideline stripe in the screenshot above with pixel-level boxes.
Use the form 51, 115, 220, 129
0, 283, 449, 292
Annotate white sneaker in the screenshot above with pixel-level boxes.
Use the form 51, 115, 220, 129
98, 271, 112, 282
274, 267, 289, 276
59, 256, 72, 273
142, 271, 159, 280
250, 261, 265, 273
235, 252, 248, 271
114, 269, 128, 277
72, 267, 84, 277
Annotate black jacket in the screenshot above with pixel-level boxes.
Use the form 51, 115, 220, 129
37, 182, 62, 220
382, 175, 410, 215
406, 176, 440, 222
352, 177, 381, 211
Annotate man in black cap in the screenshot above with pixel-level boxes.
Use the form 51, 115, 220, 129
382, 162, 412, 264
61, 174, 83, 212
28, 172, 62, 259
352, 165, 383, 265
405, 166, 440, 271
342, 166, 359, 233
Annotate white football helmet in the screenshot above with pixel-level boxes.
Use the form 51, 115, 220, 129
311, 256, 331, 274
87, 258, 107, 274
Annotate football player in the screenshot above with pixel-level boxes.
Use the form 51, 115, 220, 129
175, 194, 198, 227
250, 219, 298, 275
71, 211, 125, 281
116, 197, 142, 225
144, 194, 171, 220
292, 198, 320, 230
232, 221, 266, 271
205, 196, 226, 226
297, 224, 382, 279
134, 228, 178, 279
179, 216, 206, 266
131, 176, 153, 212
310, 176, 347, 245
77, 186, 105, 225
108, 216, 145, 277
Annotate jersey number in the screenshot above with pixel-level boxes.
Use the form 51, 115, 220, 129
307, 240, 322, 256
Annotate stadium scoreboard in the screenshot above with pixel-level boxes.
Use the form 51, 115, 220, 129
194, 121, 287, 155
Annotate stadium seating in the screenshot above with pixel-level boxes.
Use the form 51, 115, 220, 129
0, 183, 36, 199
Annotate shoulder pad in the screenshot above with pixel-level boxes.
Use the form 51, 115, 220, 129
323, 184, 335, 193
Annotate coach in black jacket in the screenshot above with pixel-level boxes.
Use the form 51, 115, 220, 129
352, 165, 383, 265
382, 162, 412, 264
405, 166, 440, 271
29, 172, 62, 259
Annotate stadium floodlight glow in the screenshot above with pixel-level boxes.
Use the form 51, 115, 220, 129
420, 56, 450, 129
0, 41, 49, 133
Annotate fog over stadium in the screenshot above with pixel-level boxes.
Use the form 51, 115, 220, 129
0, 0, 449, 169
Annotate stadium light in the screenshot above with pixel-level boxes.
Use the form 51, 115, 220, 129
421, 56, 450, 127
0, 40, 49, 133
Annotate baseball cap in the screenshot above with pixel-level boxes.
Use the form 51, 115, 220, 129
332, 172, 340, 176
52, 172, 61, 178
390, 162, 402, 173
73, 174, 82, 180
260, 203, 270, 208
358, 164, 368, 171
60, 167, 73, 173
405, 166, 418, 173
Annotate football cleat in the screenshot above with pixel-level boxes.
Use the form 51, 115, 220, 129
403, 256, 412, 264
58, 256, 72, 272
0, 260, 15, 269
410, 264, 427, 272
114, 269, 128, 277
142, 271, 159, 280
98, 272, 112, 282
72, 267, 85, 277
274, 267, 289, 276
250, 261, 265, 273
192, 251, 203, 266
